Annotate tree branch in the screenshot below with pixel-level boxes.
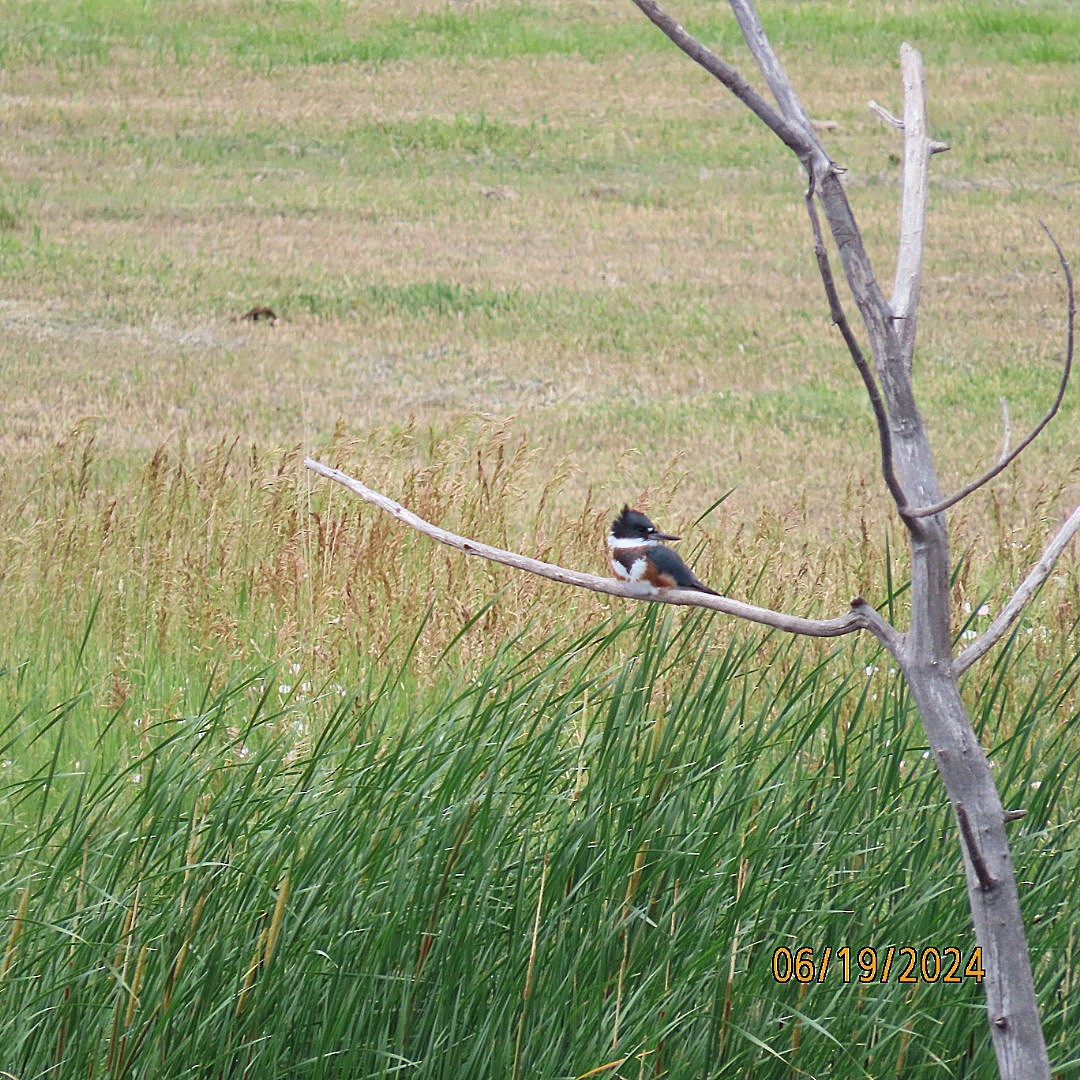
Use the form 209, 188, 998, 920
629, 0, 813, 161
888, 43, 951, 368
304, 458, 898, 645
727, 0, 818, 146
627, 4, 1058, 1072
954, 503, 1080, 675
868, 100, 903, 129
722, 0, 903, 382
637, 0, 935, 533
804, 187, 913, 520
908, 223, 1074, 518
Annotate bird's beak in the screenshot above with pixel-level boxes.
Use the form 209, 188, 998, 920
656, 531, 681, 542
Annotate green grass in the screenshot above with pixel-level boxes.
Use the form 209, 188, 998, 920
3, 610, 1077, 1079
1, 1, 1077, 68
0, 1, 1078, 1077
0, 432, 1077, 1079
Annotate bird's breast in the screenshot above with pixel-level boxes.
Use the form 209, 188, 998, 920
611, 549, 649, 582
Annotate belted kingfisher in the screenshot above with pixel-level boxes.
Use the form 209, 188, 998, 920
607, 505, 719, 596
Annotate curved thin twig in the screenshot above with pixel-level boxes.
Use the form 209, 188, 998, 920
954, 503, 1080, 675
909, 223, 1074, 518
304, 458, 899, 646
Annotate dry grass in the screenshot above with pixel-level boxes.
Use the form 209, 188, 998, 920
1, 7, 1078, 1077
0, 0, 1076, 657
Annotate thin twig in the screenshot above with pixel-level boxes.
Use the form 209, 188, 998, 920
804, 189, 912, 521
304, 459, 898, 645
868, 100, 903, 129
909, 223, 1074, 518
955, 503, 1080, 675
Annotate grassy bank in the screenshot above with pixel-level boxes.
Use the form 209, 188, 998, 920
1, 1, 1078, 1077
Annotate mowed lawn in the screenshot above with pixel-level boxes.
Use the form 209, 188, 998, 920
0, 0, 1075, 700
0, 2, 1078, 1078
2, 1, 1076, 507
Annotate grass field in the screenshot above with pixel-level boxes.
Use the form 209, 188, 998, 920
1, 1, 1078, 1077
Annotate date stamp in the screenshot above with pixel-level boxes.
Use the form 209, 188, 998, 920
772, 946, 984, 984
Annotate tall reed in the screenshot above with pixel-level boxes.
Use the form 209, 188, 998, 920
3, 607, 1076, 1079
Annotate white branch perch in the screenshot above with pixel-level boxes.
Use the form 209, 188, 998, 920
304, 458, 895, 644
956, 503, 1080, 674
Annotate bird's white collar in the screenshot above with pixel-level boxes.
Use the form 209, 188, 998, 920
607, 535, 657, 550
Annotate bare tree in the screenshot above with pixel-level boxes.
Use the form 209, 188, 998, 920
306, 3, 1075, 1076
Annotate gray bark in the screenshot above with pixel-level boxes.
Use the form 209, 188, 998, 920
309, 6, 1076, 1077
628, 1, 1073, 1075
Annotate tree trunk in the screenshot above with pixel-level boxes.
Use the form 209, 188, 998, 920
625, 3, 1067, 1075
901, 661, 1050, 1077
812, 106, 1054, 1080
312, 5, 1076, 1075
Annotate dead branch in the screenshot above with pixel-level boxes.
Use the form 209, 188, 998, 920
955, 503, 1080, 675
804, 186, 912, 520
888, 43, 951, 367
630, 0, 813, 161
304, 458, 897, 645
639, 0, 938, 532
727, 0, 818, 146
909, 224, 1074, 519
624, 6, 1060, 1074
868, 100, 903, 129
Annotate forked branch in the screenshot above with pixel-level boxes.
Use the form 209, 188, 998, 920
630, 0, 814, 161
623, 4, 1063, 1076
304, 458, 898, 646
728, 0, 817, 144
804, 187, 912, 520
634, 0, 924, 534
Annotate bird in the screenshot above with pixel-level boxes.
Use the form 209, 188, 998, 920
607, 505, 719, 596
